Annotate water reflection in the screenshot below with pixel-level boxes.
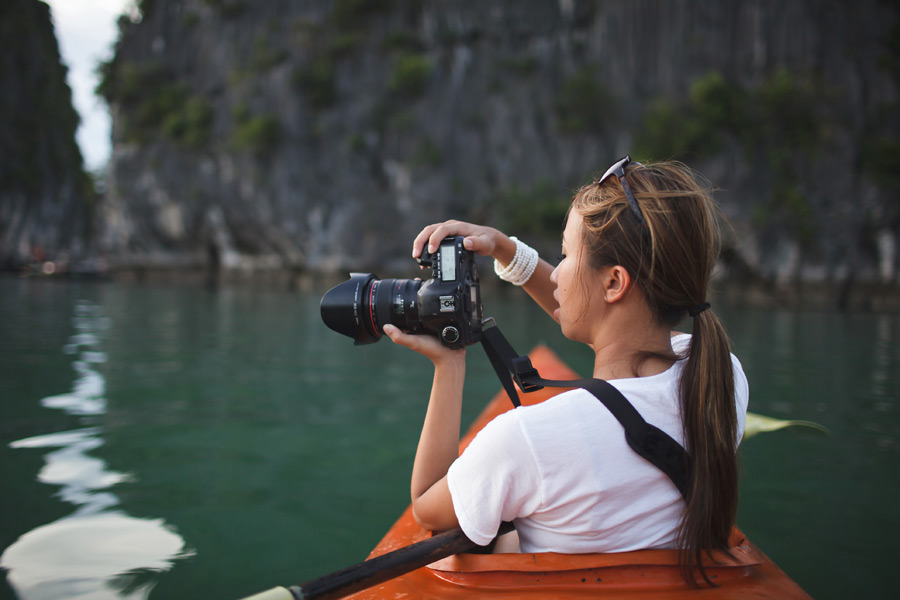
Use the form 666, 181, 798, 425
0, 301, 193, 599
869, 314, 897, 450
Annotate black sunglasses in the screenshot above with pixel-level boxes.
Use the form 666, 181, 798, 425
594, 155, 645, 227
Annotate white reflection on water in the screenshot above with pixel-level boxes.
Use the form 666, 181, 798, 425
0, 301, 193, 599
871, 315, 897, 449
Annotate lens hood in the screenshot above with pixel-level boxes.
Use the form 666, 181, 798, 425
320, 273, 381, 344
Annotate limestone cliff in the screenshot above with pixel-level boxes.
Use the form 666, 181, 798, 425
97, 0, 899, 304
0, 0, 93, 272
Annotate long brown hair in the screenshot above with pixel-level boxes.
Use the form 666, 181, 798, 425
570, 160, 738, 587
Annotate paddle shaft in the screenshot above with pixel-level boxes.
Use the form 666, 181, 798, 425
252, 522, 512, 600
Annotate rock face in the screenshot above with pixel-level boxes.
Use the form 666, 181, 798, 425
0, 0, 92, 272
94, 1, 900, 302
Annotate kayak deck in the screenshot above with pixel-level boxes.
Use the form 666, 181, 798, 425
347, 345, 811, 599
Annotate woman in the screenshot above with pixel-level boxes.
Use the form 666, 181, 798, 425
383, 157, 749, 586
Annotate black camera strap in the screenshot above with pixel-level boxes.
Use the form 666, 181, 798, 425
479, 324, 689, 500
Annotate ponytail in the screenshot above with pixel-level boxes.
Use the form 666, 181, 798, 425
677, 309, 738, 587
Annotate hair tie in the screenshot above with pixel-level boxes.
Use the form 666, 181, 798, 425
688, 302, 711, 317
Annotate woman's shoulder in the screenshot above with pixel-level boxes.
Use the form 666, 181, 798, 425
505, 388, 611, 436
477, 390, 601, 437
516, 388, 600, 416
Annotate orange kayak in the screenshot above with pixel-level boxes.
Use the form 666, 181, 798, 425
346, 345, 811, 599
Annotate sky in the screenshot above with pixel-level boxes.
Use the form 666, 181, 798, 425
44, 0, 136, 172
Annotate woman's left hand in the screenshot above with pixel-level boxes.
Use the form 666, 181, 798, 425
382, 324, 465, 366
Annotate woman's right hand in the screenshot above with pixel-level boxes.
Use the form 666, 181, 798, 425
412, 221, 516, 266
415, 219, 561, 323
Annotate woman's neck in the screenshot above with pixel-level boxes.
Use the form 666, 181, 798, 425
592, 350, 676, 380
583, 275, 676, 380
590, 319, 675, 380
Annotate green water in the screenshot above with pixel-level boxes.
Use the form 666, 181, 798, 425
0, 276, 897, 599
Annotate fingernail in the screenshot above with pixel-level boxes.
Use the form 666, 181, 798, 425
428, 244, 436, 253
463, 238, 474, 249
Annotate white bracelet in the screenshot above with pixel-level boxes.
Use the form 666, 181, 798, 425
494, 237, 539, 286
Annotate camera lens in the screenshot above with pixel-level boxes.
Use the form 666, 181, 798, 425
320, 274, 422, 344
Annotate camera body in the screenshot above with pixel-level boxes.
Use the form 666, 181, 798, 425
414, 235, 484, 347
320, 236, 483, 349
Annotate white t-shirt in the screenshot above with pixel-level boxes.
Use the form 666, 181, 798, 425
446, 334, 749, 552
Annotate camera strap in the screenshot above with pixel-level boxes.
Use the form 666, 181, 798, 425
479, 323, 689, 500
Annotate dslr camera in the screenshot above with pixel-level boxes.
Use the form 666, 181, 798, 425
320, 236, 483, 349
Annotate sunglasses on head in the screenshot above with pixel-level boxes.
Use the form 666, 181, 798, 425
594, 155, 645, 227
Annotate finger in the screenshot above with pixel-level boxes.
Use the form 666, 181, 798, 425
384, 324, 444, 358
383, 324, 424, 349
412, 223, 443, 258
462, 232, 497, 256
383, 323, 404, 339
383, 324, 411, 347
427, 220, 471, 254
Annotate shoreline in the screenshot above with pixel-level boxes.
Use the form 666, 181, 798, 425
5, 267, 900, 313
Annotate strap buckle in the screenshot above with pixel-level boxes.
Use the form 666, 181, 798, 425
511, 356, 544, 392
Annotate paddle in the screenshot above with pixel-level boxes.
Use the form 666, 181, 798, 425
240, 522, 514, 600
744, 411, 829, 440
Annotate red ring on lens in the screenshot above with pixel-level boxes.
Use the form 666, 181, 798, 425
368, 280, 379, 336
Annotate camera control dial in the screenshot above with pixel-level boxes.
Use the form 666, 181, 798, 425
441, 326, 460, 344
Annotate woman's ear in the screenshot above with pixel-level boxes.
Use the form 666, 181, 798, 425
602, 265, 632, 304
